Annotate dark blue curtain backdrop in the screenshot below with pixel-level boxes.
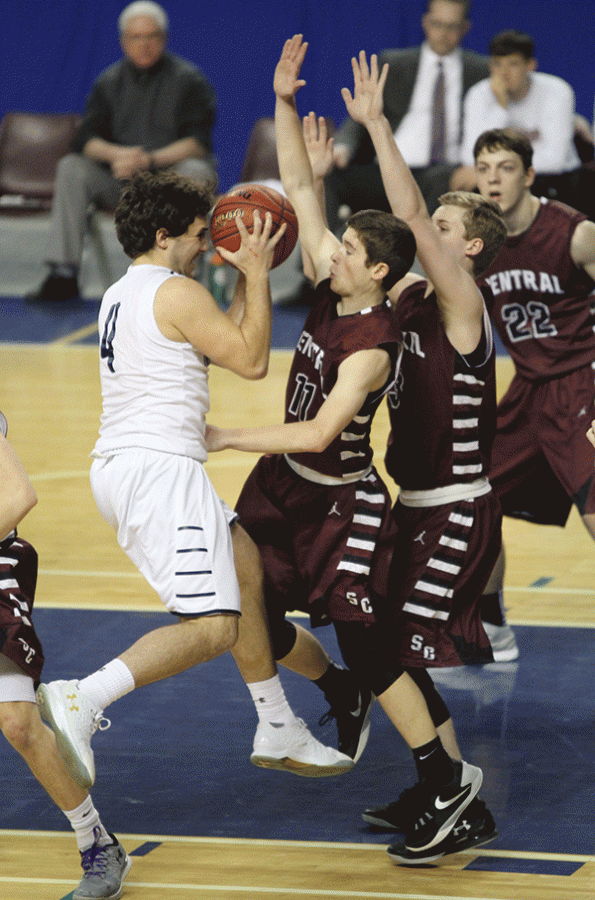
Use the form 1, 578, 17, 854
3, 1, 594, 191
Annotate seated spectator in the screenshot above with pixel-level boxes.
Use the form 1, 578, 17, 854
324, 0, 489, 233
29, 1, 218, 302
452, 30, 586, 212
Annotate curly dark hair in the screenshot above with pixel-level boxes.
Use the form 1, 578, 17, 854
115, 170, 214, 259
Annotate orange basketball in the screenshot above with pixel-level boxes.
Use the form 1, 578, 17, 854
210, 184, 298, 269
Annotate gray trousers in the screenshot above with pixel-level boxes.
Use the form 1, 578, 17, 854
45, 154, 218, 266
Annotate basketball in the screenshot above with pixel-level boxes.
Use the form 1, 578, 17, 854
210, 184, 299, 269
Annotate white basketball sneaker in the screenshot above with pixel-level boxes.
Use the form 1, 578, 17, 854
483, 622, 520, 662
251, 718, 354, 777
37, 679, 110, 788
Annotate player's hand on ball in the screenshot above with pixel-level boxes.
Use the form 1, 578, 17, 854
218, 210, 286, 275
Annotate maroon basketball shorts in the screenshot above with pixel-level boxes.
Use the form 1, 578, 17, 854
490, 364, 595, 526
0, 536, 44, 683
236, 454, 397, 626
391, 491, 502, 667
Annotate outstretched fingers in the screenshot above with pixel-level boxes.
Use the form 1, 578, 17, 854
275, 34, 308, 97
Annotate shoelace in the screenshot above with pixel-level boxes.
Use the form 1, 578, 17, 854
318, 693, 359, 728
80, 842, 110, 876
92, 713, 111, 735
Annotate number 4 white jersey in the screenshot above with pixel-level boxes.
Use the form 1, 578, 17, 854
95, 264, 209, 461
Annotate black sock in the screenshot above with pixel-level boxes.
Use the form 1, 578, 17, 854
313, 661, 357, 708
412, 737, 456, 788
480, 590, 505, 626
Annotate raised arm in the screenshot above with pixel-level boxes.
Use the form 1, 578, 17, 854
301, 111, 335, 282
570, 218, 595, 282
274, 35, 339, 284
342, 52, 485, 352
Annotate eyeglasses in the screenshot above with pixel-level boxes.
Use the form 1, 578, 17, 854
426, 19, 464, 32
122, 31, 165, 43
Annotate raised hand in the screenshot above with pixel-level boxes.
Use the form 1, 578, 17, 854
303, 111, 334, 180
274, 34, 308, 101
489, 69, 511, 109
341, 51, 388, 127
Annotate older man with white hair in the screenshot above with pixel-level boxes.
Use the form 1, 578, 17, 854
29, 1, 218, 302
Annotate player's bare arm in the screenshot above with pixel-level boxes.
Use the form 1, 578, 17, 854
387, 272, 427, 307
274, 35, 339, 283
587, 419, 595, 450
206, 347, 391, 455
0, 433, 37, 538
570, 219, 595, 282
225, 271, 247, 326
302, 111, 335, 283
342, 51, 485, 354
155, 212, 283, 379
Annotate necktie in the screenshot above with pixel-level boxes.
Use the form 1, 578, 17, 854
430, 60, 446, 164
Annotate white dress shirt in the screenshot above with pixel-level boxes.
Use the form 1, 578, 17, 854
460, 71, 580, 173
394, 43, 464, 167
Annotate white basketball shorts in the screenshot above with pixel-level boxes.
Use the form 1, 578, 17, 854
90, 450, 241, 617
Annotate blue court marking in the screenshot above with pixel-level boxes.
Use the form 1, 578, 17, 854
464, 856, 584, 876
0, 293, 515, 354
0, 296, 100, 343
4, 610, 595, 857
130, 840, 162, 856
58, 893, 74, 900
531, 577, 554, 587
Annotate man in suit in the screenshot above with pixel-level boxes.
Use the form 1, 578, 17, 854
325, 0, 488, 233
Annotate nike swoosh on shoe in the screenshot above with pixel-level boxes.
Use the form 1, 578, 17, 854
435, 784, 471, 811
349, 692, 363, 717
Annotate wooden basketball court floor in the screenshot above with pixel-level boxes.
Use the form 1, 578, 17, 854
0, 301, 594, 900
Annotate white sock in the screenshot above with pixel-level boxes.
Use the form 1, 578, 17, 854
63, 795, 111, 851
247, 675, 297, 726
78, 658, 135, 710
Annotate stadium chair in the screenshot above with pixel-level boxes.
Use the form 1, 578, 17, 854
0, 111, 80, 211
0, 111, 115, 293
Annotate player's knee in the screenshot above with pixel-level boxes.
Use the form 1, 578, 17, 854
218, 615, 239, 653
0, 702, 37, 755
333, 620, 404, 696
55, 153, 88, 190
271, 618, 297, 661
574, 474, 595, 517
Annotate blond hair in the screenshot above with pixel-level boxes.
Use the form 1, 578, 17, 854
438, 191, 506, 275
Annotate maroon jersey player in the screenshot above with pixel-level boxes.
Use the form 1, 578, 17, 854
0, 412, 129, 899
339, 49, 507, 863
206, 35, 486, 861
474, 127, 595, 656
385, 277, 501, 670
